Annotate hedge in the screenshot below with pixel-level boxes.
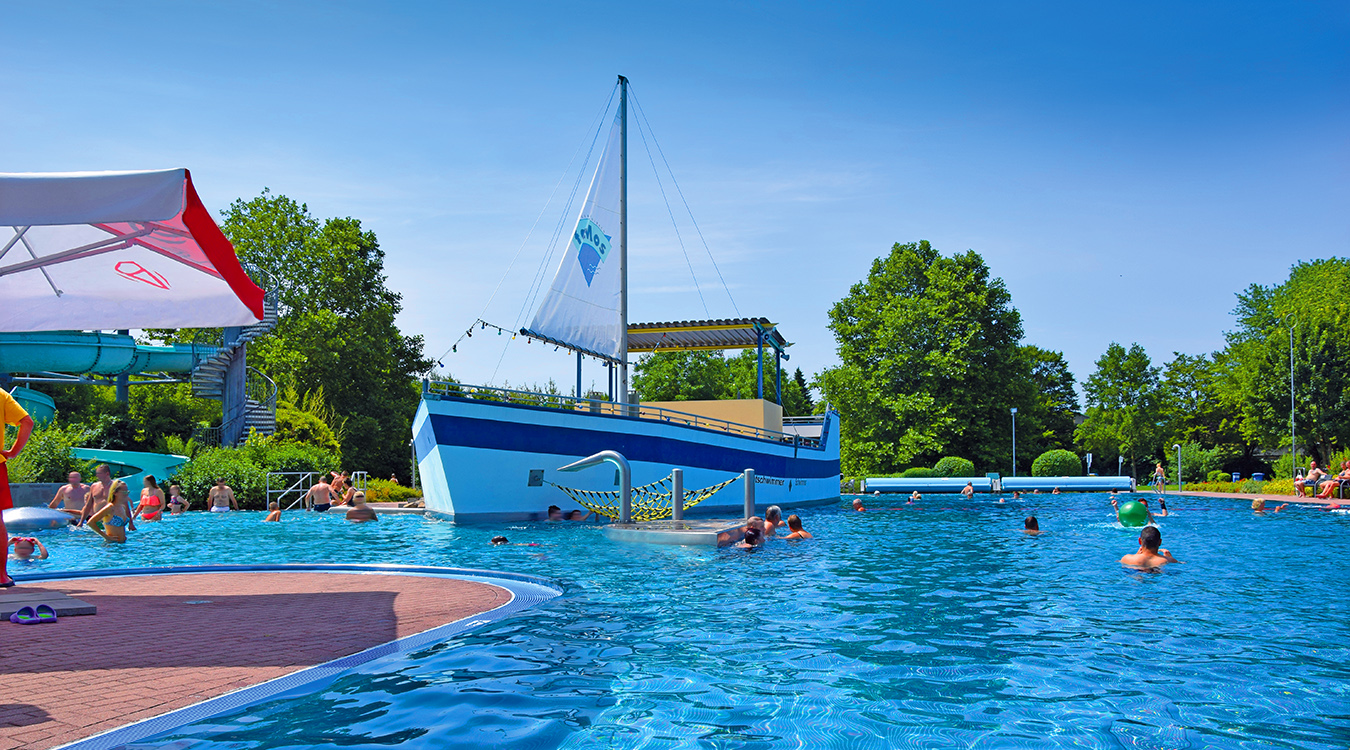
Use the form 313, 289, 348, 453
933, 456, 976, 477
364, 477, 423, 503
5, 421, 98, 483
1031, 449, 1082, 477
900, 467, 939, 478
168, 436, 340, 510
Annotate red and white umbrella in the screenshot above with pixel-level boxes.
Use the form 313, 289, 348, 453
0, 169, 264, 332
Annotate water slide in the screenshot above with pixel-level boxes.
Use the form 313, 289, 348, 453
0, 332, 200, 377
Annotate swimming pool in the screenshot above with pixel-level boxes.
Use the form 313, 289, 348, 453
22, 494, 1350, 749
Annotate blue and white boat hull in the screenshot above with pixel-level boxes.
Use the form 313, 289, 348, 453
412, 395, 841, 522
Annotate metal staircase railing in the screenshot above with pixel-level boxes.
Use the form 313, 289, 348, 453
191, 270, 280, 446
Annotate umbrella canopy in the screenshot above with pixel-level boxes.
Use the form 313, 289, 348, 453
0, 169, 264, 332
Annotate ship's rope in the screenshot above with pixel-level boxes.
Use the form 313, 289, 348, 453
549, 473, 743, 522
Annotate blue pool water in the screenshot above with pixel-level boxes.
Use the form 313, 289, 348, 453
23, 494, 1350, 749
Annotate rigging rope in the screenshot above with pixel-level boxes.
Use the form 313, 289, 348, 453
633, 102, 708, 317
628, 85, 740, 316
549, 472, 742, 522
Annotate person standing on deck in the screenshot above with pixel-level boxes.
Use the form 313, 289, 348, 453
1152, 463, 1166, 494
0, 387, 35, 587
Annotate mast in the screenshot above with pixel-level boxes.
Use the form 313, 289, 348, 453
618, 74, 629, 406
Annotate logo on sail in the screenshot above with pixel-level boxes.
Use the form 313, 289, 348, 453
572, 218, 611, 286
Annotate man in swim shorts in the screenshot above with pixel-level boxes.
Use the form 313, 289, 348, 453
1120, 526, 1182, 568
1, 387, 35, 587
304, 476, 335, 512
208, 478, 238, 512
961, 482, 974, 499
49, 471, 89, 518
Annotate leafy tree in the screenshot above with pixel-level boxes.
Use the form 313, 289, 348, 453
633, 351, 731, 401
1074, 342, 1165, 479
220, 192, 432, 477
818, 241, 1026, 475
1220, 258, 1350, 464
1019, 346, 1078, 450
1031, 448, 1081, 477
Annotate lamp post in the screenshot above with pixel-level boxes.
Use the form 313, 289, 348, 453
1010, 407, 1018, 477
1117, 455, 1125, 476
1173, 443, 1182, 494
1283, 313, 1297, 477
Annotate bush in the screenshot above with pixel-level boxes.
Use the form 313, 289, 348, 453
900, 467, 939, 478
933, 456, 976, 477
1031, 449, 1082, 477
4, 421, 97, 483
274, 404, 343, 455
168, 435, 340, 510
1207, 469, 1232, 483
364, 477, 422, 503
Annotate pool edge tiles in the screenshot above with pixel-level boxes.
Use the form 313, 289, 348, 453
16, 565, 560, 750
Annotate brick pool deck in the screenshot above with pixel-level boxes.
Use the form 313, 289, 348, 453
1175, 490, 1341, 506
0, 572, 511, 750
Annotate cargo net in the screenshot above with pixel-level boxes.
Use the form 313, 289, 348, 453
549, 473, 743, 522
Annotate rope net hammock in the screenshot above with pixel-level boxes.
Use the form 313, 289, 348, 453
549, 473, 743, 522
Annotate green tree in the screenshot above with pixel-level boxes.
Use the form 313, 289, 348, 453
818, 240, 1026, 475
633, 351, 731, 401
1074, 342, 1165, 479
220, 192, 432, 477
1016, 345, 1079, 466
1220, 258, 1350, 464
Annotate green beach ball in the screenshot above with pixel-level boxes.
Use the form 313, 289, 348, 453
1117, 500, 1149, 527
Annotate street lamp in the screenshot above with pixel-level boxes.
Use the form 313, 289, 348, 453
1117, 455, 1125, 476
1173, 443, 1182, 494
1283, 312, 1297, 478
1010, 407, 1018, 477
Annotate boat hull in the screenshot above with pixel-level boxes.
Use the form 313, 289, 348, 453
412, 395, 841, 522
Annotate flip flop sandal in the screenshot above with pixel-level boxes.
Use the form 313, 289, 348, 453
9, 606, 40, 624
35, 604, 58, 623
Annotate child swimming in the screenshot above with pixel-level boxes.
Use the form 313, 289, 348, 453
7, 536, 48, 561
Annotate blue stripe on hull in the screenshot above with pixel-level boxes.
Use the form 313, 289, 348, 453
422, 412, 840, 479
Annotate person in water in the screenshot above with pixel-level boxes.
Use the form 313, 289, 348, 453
909, 491, 921, 504
168, 484, 188, 514
133, 475, 166, 521
852, 497, 866, 512
345, 492, 378, 522
1120, 526, 1181, 568
49, 471, 90, 518
736, 526, 764, 549
264, 501, 282, 522
81, 464, 114, 526
304, 476, 335, 512
208, 478, 239, 513
764, 505, 784, 536
1023, 516, 1041, 534
87, 480, 137, 543
961, 482, 974, 499
784, 514, 812, 540
8, 536, 48, 561
1251, 498, 1288, 513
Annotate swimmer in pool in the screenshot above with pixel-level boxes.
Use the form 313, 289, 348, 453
133, 475, 165, 521
49, 471, 89, 519
1120, 526, 1181, 568
8, 536, 48, 561
345, 492, 378, 522
852, 497, 866, 512
1023, 516, 1041, 534
909, 491, 920, 504
491, 536, 540, 547
168, 484, 188, 514
736, 526, 764, 549
264, 501, 281, 522
961, 482, 974, 499
303, 477, 334, 512
208, 478, 239, 513
87, 480, 137, 543
764, 506, 784, 536
1251, 498, 1288, 514
80, 464, 114, 526
784, 514, 812, 540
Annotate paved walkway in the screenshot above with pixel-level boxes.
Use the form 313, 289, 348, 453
0, 572, 510, 750
1175, 490, 1341, 506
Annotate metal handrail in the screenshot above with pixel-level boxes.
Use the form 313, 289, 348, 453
424, 380, 822, 447
782, 415, 826, 425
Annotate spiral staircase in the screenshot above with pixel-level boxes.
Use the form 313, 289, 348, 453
190, 289, 279, 446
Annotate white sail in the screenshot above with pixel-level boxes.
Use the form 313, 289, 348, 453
525, 114, 624, 360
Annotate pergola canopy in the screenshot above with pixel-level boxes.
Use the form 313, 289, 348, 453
627, 318, 789, 354
0, 169, 264, 333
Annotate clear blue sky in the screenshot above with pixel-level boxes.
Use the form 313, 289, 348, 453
3, 1, 1346, 399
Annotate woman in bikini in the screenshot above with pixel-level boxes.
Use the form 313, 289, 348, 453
133, 475, 166, 521
88, 480, 137, 543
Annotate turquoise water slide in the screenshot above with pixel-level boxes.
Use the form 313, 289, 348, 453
69, 448, 190, 488
0, 331, 200, 376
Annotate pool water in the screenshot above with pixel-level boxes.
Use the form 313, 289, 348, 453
25, 494, 1350, 749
